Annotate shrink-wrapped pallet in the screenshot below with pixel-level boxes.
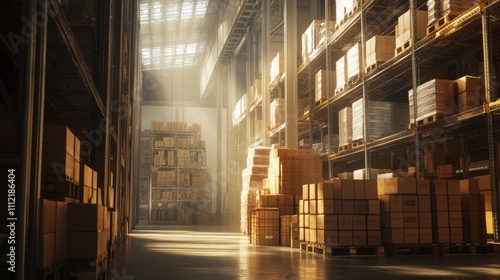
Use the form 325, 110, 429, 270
270, 52, 284, 83
270, 98, 285, 128
315, 70, 336, 102
347, 43, 361, 80
302, 20, 322, 63
442, 0, 479, 18
354, 168, 392, 180
351, 99, 408, 142
338, 107, 353, 147
336, 56, 347, 92
365, 35, 395, 71
408, 79, 455, 124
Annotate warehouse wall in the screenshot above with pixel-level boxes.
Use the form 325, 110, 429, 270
141, 105, 227, 213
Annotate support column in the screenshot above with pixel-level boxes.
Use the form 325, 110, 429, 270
284, 0, 298, 149
360, 3, 371, 179
19, 0, 48, 278
261, 0, 271, 146
482, 0, 499, 242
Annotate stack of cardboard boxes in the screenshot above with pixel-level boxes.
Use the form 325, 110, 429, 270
395, 10, 427, 54
338, 107, 353, 148
347, 43, 362, 81
378, 177, 433, 245
474, 175, 494, 236
299, 179, 381, 247
82, 165, 98, 204
315, 70, 336, 102
335, 56, 347, 93
280, 215, 300, 247
365, 35, 395, 72
270, 98, 285, 129
269, 52, 284, 84
250, 208, 280, 246
408, 79, 455, 124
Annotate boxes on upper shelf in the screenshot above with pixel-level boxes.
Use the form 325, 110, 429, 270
365, 35, 395, 72
338, 107, 353, 148
347, 43, 361, 81
395, 10, 427, 54
335, 56, 347, 93
455, 75, 485, 112
270, 52, 284, 84
315, 70, 336, 102
408, 79, 455, 124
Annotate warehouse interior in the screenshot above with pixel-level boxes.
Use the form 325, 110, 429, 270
1, 0, 500, 279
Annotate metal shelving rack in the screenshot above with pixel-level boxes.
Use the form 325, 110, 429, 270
138, 131, 151, 223
145, 129, 212, 224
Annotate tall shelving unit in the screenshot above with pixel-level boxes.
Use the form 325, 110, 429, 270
138, 131, 151, 223
143, 124, 212, 224
228, 0, 500, 241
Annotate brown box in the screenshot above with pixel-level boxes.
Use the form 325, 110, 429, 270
309, 214, 317, 229
448, 179, 480, 195
462, 210, 486, 228
338, 215, 353, 230
354, 200, 368, 215
463, 226, 487, 243
41, 199, 57, 234
304, 214, 310, 228
435, 227, 450, 244
448, 195, 462, 212
92, 170, 98, 189
418, 195, 431, 212
339, 179, 354, 199
317, 199, 336, 215
367, 215, 381, 230
339, 231, 353, 246
68, 203, 105, 232
461, 194, 485, 212
309, 228, 317, 243
317, 230, 339, 246
403, 213, 419, 229
304, 200, 310, 214
84, 165, 93, 188
433, 180, 448, 195
317, 214, 338, 230
318, 181, 334, 200
55, 201, 68, 232
302, 184, 309, 200
352, 215, 366, 230
309, 200, 317, 214
419, 228, 433, 244
353, 231, 367, 246
481, 191, 492, 211
364, 180, 378, 199
377, 179, 386, 196
402, 195, 418, 213
384, 177, 416, 194
434, 195, 448, 212
404, 229, 419, 244
486, 211, 493, 234
383, 228, 404, 244
68, 231, 105, 258
342, 200, 355, 214
449, 212, 463, 228
474, 175, 491, 191
382, 212, 404, 228
354, 180, 365, 199
54, 231, 68, 264
309, 183, 317, 200
368, 200, 381, 214
416, 180, 431, 194
450, 227, 464, 244
38, 233, 55, 269
435, 212, 449, 228
380, 195, 403, 212
419, 212, 432, 228
367, 230, 381, 246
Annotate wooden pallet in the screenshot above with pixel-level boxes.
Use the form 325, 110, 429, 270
351, 139, 364, 148
347, 74, 360, 85
385, 244, 439, 256
299, 242, 314, 253
347, 1, 360, 18
335, 84, 346, 95
322, 245, 384, 257
439, 243, 500, 255
426, 14, 455, 35
338, 144, 351, 152
314, 98, 328, 108
416, 114, 445, 126
365, 60, 385, 73
395, 39, 413, 56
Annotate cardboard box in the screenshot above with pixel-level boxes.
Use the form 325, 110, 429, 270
41, 199, 57, 234
84, 165, 93, 188
448, 195, 462, 212
55, 201, 68, 232
364, 180, 378, 199
309, 183, 317, 200
68, 231, 106, 259
367, 215, 381, 230
433, 180, 448, 195
418, 195, 431, 212
354, 200, 368, 215
302, 184, 309, 200
318, 181, 334, 200
462, 210, 486, 228
317, 199, 336, 215
461, 194, 485, 212
382, 213, 404, 229
368, 199, 381, 214
435, 212, 449, 228
338, 215, 353, 230
380, 194, 403, 212
463, 226, 487, 243
68, 203, 104, 232
54, 231, 68, 263
342, 200, 355, 214
450, 227, 464, 244
403, 213, 419, 229
402, 195, 418, 212
367, 230, 382, 246
353, 230, 367, 246
474, 175, 491, 191
354, 180, 365, 199
448, 179, 480, 195
383, 228, 404, 244
383, 177, 416, 194
316, 215, 338, 230
486, 210, 493, 234
352, 215, 366, 230
309, 200, 317, 214
419, 212, 432, 228
338, 231, 353, 246
435, 227, 450, 244
481, 191, 492, 211
309, 214, 317, 229
404, 229, 419, 244
38, 233, 55, 269
419, 228, 433, 244
433, 195, 448, 212
318, 230, 339, 246
449, 211, 463, 228
416, 180, 431, 194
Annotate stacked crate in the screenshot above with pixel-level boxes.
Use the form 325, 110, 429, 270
300, 179, 382, 247
280, 215, 300, 247
395, 10, 427, 54
38, 200, 57, 271
431, 180, 463, 244
338, 107, 353, 148
428, 0, 480, 27
378, 177, 433, 245
259, 194, 297, 216
457, 179, 487, 243
474, 175, 494, 236
408, 79, 455, 124
250, 208, 280, 246
82, 165, 98, 204
241, 147, 270, 233
302, 20, 322, 63
267, 148, 322, 196
42, 125, 81, 198
270, 98, 285, 129
365, 35, 395, 72
455, 75, 484, 112
315, 70, 336, 102
68, 203, 109, 275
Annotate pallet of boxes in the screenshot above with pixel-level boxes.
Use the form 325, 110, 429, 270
299, 179, 384, 256
249, 148, 323, 248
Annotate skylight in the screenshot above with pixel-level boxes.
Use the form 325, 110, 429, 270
140, 0, 210, 70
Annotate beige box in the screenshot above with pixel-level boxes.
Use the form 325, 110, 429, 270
353, 230, 367, 246
41, 199, 57, 234
474, 175, 491, 191
54, 231, 68, 263
383, 228, 404, 244
382, 212, 404, 229
315, 70, 336, 102
317, 230, 339, 247
364, 180, 378, 199
84, 165, 93, 188
402, 195, 418, 213
367, 215, 381, 230
38, 233, 55, 269
338, 215, 353, 231
367, 230, 381, 246
419, 228, 433, 244
404, 228, 419, 244
448, 195, 462, 212
418, 195, 431, 212
353, 180, 365, 199
380, 194, 403, 213
317, 181, 334, 200
368, 200, 381, 215
417, 180, 431, 194
352, 215, 366, 231
419, 212, 432, 228
449, 211, 463, 228
384, 177, 416, 194
403, 213, 419, 229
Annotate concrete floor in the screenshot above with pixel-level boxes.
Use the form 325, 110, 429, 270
110, 225, 500, 279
